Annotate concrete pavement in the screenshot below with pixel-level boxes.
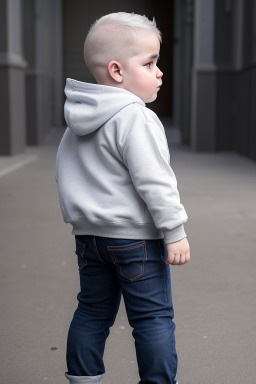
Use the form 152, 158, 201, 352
1, 127, 256, 384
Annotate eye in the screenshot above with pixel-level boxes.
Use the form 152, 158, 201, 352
145, 62, 153, 69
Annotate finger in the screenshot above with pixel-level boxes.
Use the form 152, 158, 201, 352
179, 252, 190, 265
171, 254, 180, 265
165, 253, 175, 265
185, 251, 191, 263
178, 253, 186, 265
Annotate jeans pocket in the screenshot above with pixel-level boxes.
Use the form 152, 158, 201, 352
75, 237, 88, 272
107, 240, 147, 281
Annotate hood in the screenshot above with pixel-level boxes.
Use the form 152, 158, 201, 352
64, 78, 145, 136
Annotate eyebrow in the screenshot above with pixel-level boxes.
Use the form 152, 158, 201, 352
147, 54, 159, 60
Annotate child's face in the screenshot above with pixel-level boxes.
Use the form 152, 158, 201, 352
121, 31, 163, 103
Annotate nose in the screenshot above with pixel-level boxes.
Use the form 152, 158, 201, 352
157, 66, 163, 78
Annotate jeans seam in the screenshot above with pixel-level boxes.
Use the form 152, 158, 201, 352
75, 237, 87, 257
158, 240, 169, 305
93, 236, 108, 264
75, 238, 88, 271
158, 239, 164, 262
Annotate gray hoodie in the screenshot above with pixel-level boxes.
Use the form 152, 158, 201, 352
56, 78, 188, 243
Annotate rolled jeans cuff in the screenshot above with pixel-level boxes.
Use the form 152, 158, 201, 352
65, 373, 104, 384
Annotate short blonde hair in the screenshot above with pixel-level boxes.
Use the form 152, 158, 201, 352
84, 12, 161, 80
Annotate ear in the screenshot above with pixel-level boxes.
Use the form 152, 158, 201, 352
108, 60, 123, 83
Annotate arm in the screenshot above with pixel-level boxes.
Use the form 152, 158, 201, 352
121, 108, 188, 245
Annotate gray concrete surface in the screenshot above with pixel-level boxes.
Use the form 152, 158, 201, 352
1, 128, 256, 384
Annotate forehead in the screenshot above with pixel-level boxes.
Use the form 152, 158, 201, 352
130, 30, 160, 56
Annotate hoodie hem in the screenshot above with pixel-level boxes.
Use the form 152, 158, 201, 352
70, 217, 164, 240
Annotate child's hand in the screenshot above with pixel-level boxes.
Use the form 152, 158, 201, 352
166, 238, 190, 266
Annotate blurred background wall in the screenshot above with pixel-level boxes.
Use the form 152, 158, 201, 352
0, 0, 255, 161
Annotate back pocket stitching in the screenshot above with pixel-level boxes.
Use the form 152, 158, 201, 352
78, 259, 88, 272
108, 241, 147, 281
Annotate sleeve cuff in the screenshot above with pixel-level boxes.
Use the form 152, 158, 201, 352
163, 224, 187, 244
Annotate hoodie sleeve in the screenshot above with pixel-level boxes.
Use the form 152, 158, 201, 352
120, 105, 188, 244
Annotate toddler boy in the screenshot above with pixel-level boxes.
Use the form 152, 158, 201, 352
56, 12, 190, 384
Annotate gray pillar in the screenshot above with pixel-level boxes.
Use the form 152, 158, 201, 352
24, 0, 63, 146
173, 0, 194, 144
191, 0, 216, 151
0, 0, 27, 155
232, 0, 244, 70
172, 0, 181, 129
52, 0, 63, 128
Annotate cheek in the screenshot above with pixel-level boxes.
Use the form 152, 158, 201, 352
124, 67, 156, 100
136, 79, 149, 92
135, 73, 154, 91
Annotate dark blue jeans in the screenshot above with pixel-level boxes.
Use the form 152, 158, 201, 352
66, 236, 178, 384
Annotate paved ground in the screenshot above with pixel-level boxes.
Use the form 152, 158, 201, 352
1, 127, 256, 384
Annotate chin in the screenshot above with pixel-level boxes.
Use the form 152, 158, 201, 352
145, 95, 157, 104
